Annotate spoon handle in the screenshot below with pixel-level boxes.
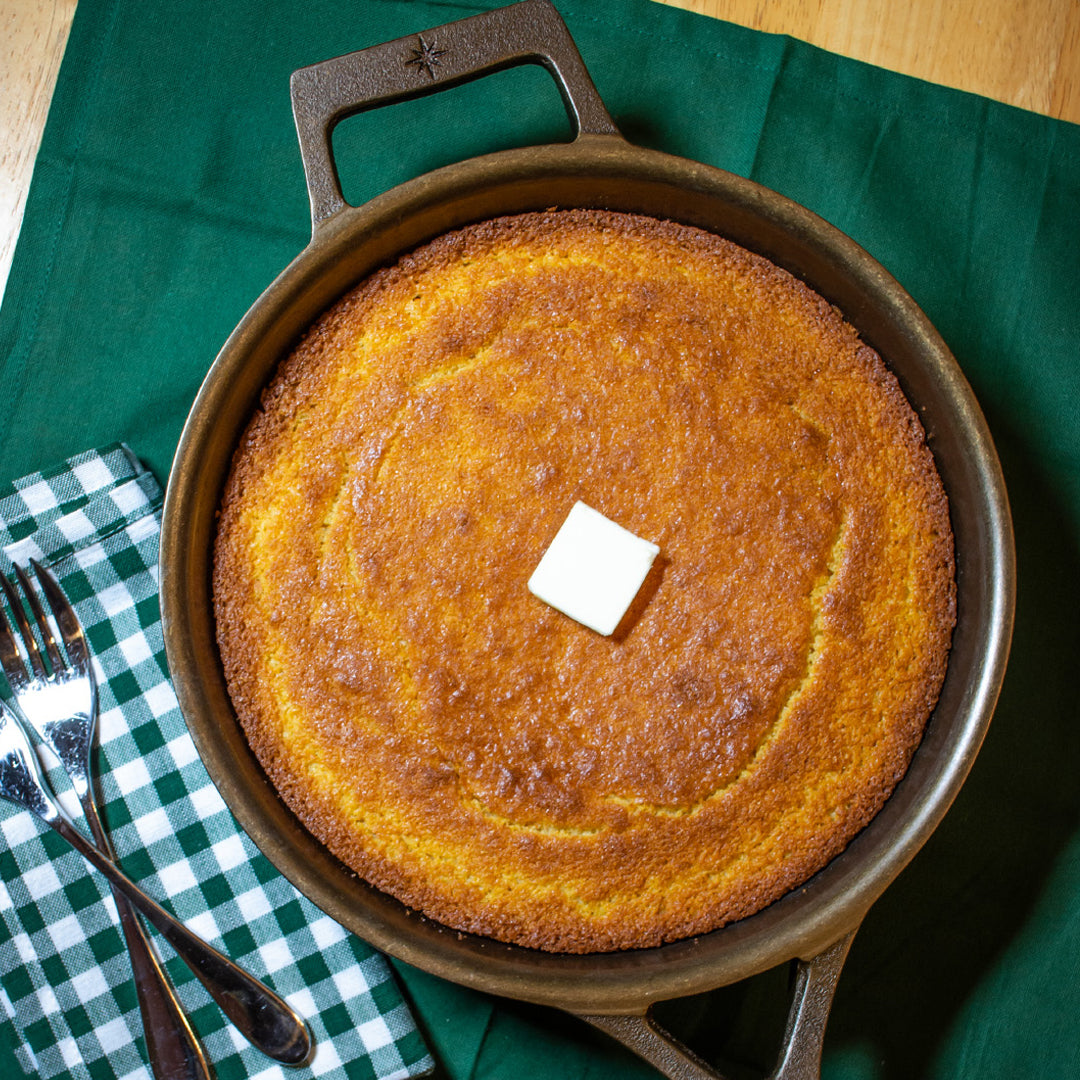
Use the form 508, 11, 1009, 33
49, 813, 312, 1066
113, 874, 213, 1079
71, 786, 210, 1080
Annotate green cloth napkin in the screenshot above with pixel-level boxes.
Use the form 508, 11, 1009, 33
0, 444, 433, 1080
0, 0, 1077, 1078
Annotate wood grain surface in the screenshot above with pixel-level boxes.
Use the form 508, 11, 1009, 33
1, 0, 1077, 301
657, 0, 1080, 121
1, 0, 77, 299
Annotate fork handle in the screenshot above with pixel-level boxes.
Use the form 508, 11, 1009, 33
48, 814, 312, 1066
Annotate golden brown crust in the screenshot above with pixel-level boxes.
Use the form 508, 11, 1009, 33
213, 209, 955, 953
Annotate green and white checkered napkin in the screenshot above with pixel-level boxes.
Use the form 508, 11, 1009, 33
0, 444, 434, 1080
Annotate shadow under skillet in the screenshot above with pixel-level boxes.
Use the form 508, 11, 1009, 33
607, 410, 1079, 1080
820, 413, 1076, 1080
818, 414, 1080, 1079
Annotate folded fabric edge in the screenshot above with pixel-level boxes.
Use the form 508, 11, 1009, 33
2, 472, 162, 570
0, 444, 148, 549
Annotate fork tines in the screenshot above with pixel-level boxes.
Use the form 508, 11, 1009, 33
0, 561, 88, 689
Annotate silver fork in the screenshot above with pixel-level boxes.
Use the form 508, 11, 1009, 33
0, 561, 312, 1067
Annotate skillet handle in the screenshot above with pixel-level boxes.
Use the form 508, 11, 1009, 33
577, 929, 859, 1080
290, 0, 619, 230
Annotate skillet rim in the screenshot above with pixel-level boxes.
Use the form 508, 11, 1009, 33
159, 133, 1015, 1014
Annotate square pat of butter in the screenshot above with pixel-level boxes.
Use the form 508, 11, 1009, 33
528, 501, 660, 636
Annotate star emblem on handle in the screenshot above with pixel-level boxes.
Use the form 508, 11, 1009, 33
405, 35, 447, 79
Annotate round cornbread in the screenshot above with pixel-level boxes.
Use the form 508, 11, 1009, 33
213, 209, 955, 953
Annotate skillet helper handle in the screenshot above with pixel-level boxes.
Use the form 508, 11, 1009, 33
578, 929, 859, 1080
290, 0, 618, 230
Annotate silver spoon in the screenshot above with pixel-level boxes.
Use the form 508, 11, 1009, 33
0, 698, 313, 1066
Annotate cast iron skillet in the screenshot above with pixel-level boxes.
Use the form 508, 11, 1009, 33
159, 3, 1015, 1077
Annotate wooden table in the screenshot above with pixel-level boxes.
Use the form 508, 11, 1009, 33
2, 0, 1078, 302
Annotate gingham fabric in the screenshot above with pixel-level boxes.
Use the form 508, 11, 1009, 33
0, 445, 433, 1080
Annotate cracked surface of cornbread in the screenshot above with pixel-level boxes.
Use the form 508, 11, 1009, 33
213, 209, 955, 953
